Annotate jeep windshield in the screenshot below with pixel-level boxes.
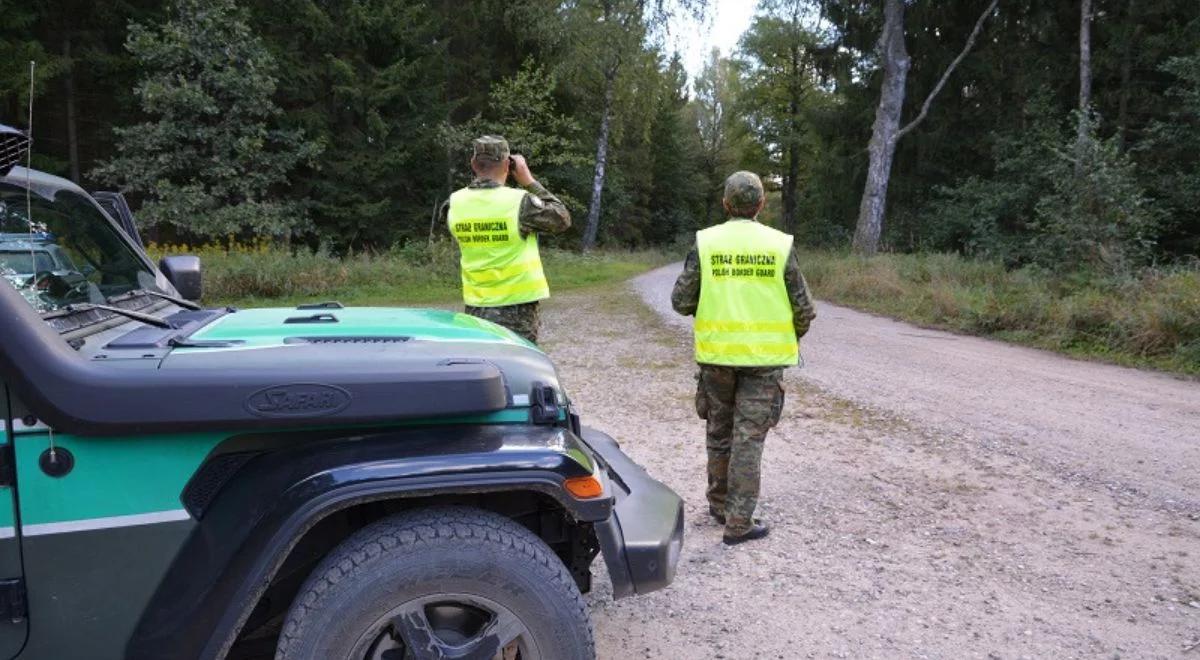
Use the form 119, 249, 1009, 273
0, 182, 158, 314
0, 246, 58, 274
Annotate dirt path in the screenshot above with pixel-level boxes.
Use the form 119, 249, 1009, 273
539, 264, 1200, 659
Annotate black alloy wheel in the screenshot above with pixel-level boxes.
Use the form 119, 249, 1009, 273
359, 593, 535, 660
277, 506, 594, 660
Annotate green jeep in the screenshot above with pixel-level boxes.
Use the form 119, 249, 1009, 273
0, 126, 684, 659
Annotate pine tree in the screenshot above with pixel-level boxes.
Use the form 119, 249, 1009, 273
1143, 54, 1200, 253
93, 0, 320, 239
0, 2, 67, 171
645, 54, 704, 244
248, 0, 448, 250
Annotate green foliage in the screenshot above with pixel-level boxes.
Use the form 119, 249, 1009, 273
441, 60, 590, 210
92, 0, 320, 239
252, 0, 445, 250
801, 250, 1200, 375
767, 0, 1200, 262
599, 51, 707, 247
6, 0, 716, 253
643, 55, 707, 243
736, 13, 816, 152
1142, 53, 1200, 254
8, 0, 1199, 265
928, 105, 1161, 275
479, 61, 587, 172
735, 6, 827, 234
0, 1, 88, 174
1029, 113, 1161, 274
146, 239, 674, 307
0, 2, 64, 128
921, 100, 1057, 261
691, 49, 765, 229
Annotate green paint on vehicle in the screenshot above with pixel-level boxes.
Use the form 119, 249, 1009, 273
10, 408, 549, 526
14, 431, 222, 525
0, 489, 13, 528
190, 307, 534, 348
373, 408, 541, 427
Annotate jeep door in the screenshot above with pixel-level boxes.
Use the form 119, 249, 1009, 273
2, 406, 201, 659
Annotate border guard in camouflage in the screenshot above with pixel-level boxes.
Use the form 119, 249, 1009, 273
672, 171, 816, 545
447, 135, 571, 343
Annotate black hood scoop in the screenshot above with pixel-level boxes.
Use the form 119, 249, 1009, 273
283, 336, 412, 345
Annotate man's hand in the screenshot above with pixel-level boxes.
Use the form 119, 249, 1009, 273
510, 154, 535, 187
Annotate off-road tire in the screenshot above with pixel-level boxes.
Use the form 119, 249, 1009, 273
275, 506, 595, 660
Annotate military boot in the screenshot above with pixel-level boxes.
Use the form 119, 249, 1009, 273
722, 523, 770, 546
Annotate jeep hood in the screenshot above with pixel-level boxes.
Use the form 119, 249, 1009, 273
158, 307, 565, 408
187, 307, 526, 347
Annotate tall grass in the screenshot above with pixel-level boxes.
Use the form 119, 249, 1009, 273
801, 251, 1200, 376
147, 240, 673, 308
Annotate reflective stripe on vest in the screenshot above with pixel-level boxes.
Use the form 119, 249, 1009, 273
695, 220, 798, 367
448, 186, 550, 307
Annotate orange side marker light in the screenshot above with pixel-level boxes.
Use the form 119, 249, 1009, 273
564, 475, 604, 499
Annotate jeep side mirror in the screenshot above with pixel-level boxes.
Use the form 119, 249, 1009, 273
159, 255, 202, 302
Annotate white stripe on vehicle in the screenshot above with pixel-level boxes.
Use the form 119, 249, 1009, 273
21, 509, 191, 536
0, 527, 13, 539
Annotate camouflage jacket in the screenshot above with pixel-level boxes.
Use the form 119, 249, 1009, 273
671, 222, 816, 338
462, 178, 571, 238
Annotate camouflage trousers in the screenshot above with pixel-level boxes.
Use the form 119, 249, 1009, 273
695, 364, 785, 536
464, 301, 541, 344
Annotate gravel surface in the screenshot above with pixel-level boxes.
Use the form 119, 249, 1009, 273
538, 263, 1200, 660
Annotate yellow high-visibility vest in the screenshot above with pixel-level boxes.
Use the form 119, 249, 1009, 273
695, 219, 798, 366
447, 186, 549, 307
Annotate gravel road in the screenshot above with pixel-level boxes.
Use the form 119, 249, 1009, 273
539, 263, 1200, 659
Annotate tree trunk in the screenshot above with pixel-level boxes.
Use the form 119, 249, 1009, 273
852, 0, 997, 256
852, 0, 908, 256
442, 5, 452, 199
781, 39, 802, 235
1078, 0, 1093, 128
704, 179, 714, 227
1075, 0, 1094, 176
782, 143, 799, 234
581, 67, 616, 252
1079, 0, 1092, 113
63, 35, 80, 183
1116, 0, 1138, 152
780, 15, 803, 235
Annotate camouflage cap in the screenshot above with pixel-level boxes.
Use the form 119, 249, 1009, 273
723, 171, 765, 213
472, 135, 510, 163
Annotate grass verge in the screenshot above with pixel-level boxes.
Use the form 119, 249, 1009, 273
148, 240, 674, 309
800, 251, 1200, 377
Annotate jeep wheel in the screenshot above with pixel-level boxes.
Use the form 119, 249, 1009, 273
276, 506, 595, 660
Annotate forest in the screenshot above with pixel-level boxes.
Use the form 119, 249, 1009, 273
2, 0, 1197, 267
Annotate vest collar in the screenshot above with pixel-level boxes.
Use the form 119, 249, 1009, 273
468, 177, 504, 189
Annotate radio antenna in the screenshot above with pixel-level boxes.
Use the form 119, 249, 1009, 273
25, 60, 55, 458
15, 61, 59, 460
24, 61, 38, 306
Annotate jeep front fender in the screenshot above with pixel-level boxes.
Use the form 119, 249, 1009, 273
126, 424, 610, 660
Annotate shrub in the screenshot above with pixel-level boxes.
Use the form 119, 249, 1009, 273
799, 250, 1200, 375
926, 103, 1163, 275
148, 239, 674, 307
